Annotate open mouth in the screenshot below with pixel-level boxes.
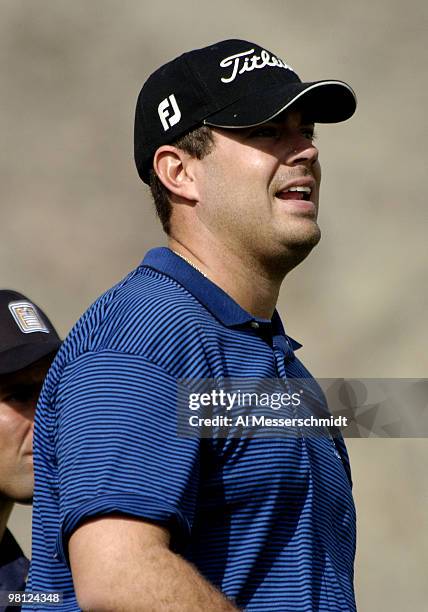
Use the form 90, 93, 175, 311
275, 186, 312, 201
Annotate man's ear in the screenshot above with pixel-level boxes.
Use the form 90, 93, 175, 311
153, 146, 199, 202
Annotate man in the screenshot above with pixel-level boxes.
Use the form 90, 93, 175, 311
26, 40, 357, 611
0, 290, 60, 607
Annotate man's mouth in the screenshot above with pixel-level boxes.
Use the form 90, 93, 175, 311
275, 185, 312, 201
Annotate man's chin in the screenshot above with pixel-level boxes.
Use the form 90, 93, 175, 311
281, 222, 322, 254
266, 224, 321, 273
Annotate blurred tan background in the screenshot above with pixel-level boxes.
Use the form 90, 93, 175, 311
2, 0, 427, 609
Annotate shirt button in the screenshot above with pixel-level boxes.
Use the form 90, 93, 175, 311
250, 321, 260, 329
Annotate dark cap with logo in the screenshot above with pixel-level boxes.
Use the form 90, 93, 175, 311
0, 290, 61, 376
134, 38, 357, 184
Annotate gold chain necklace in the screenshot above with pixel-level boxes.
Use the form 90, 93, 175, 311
171, 250, 208, 278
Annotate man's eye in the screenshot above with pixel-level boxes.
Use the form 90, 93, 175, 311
4, 386, 40, 405
248, 127, 279, 138
302, 128, 317, 140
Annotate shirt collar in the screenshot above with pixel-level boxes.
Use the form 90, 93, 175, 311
141, 248, 302, 350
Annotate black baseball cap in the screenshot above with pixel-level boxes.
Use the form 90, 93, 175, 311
134, 38, 357, 184
0, 290, 61, 376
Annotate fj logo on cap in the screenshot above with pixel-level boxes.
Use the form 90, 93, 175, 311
219, 48, 294, 84
8, 301, 49, 334
158, 94, 181, 131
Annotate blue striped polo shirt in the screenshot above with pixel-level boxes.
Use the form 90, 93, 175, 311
26, 247, 356, 611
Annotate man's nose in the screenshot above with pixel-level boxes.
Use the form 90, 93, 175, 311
287, 137, 319, 167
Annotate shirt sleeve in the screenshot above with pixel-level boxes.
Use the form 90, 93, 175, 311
53, 350, 200, 566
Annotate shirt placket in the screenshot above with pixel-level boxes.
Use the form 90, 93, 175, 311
271, 335, 304, 434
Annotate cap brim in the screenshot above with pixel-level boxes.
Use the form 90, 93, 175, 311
0, 340, 61, 375
204, 80, 357, 128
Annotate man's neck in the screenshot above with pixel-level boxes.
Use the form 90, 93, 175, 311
0, 499, 14, 544
169, 238, 285, 319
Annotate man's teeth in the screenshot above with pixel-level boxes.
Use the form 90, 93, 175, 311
276, 185, 312, 200
286, 186, 312, 194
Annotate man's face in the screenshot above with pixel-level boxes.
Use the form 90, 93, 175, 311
0, 357, 51, 504
195, 110, 322, 270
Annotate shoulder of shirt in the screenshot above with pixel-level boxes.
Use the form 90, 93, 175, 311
56, 265, 211, 362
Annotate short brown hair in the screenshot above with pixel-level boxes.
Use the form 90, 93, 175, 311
149, 125, 214, 235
